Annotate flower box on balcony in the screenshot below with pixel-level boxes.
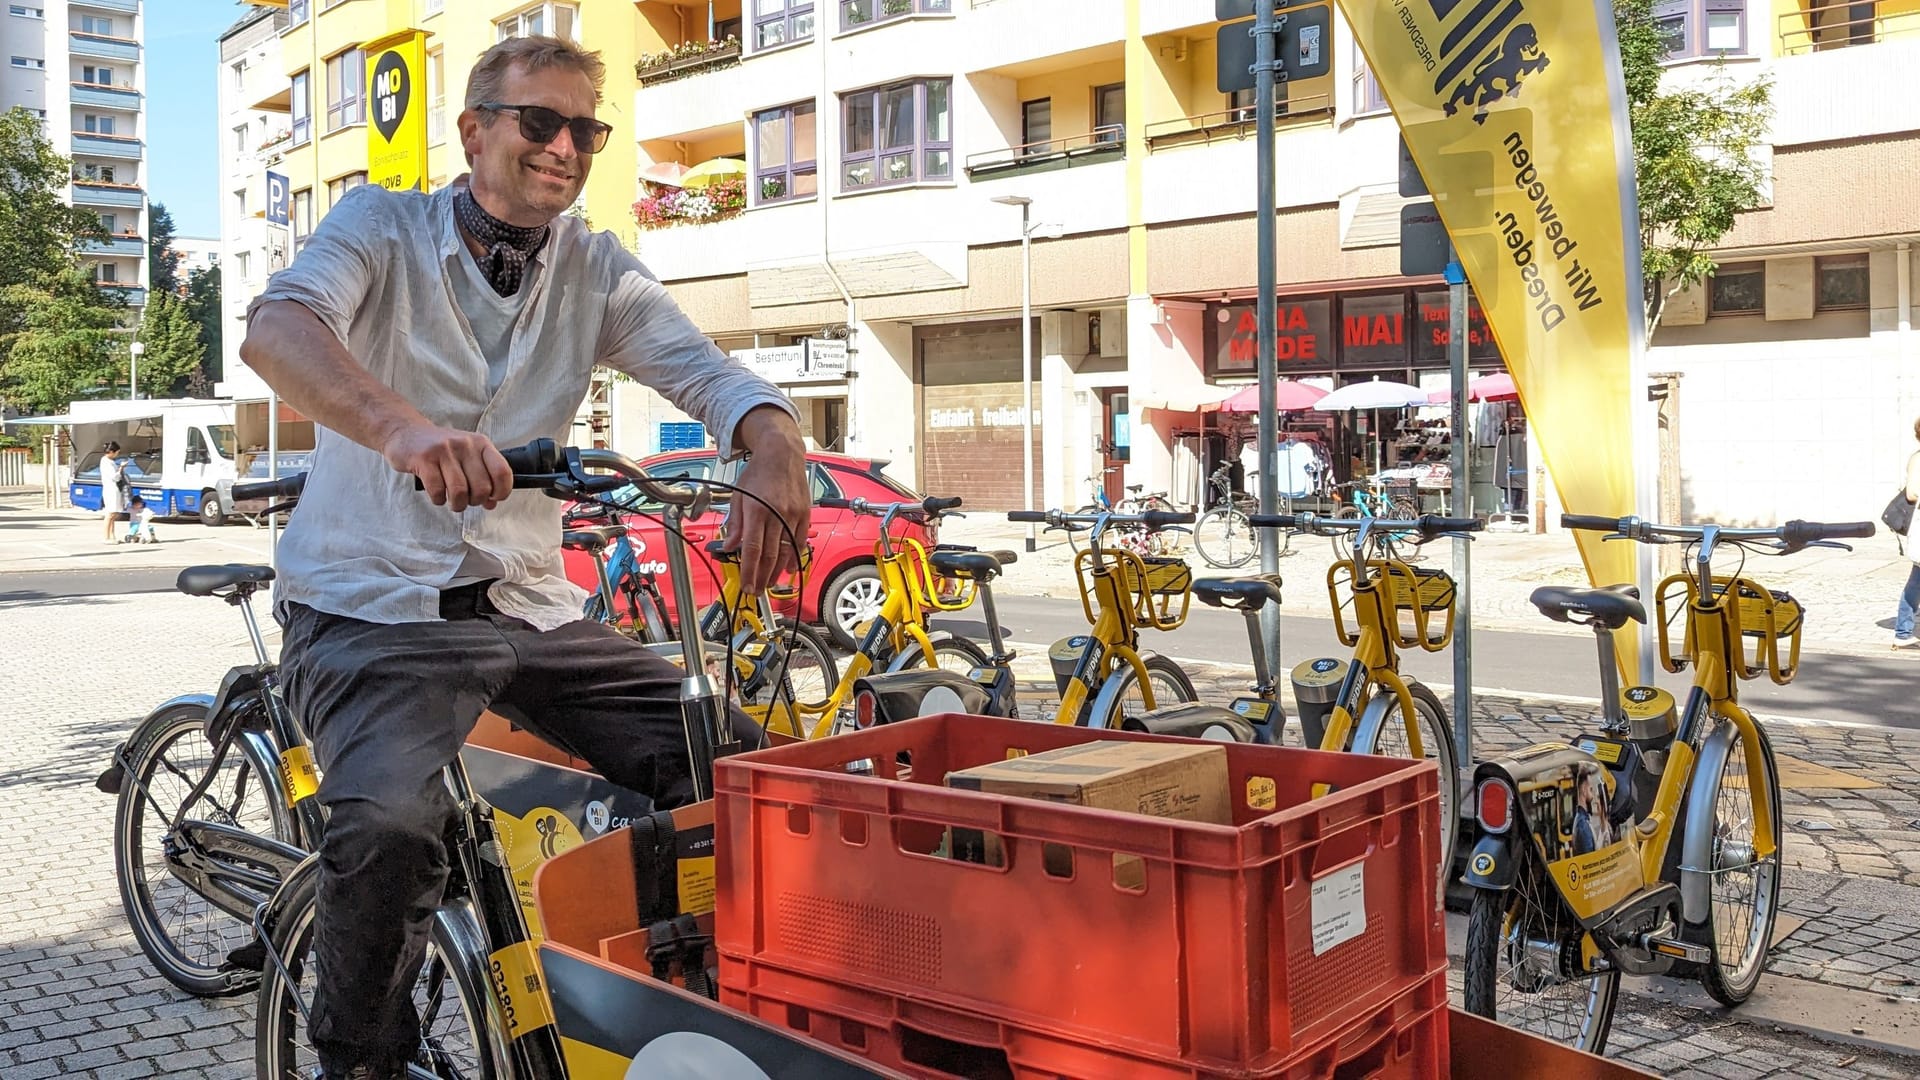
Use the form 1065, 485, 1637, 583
636, 38, 742, 86
632, 178, 746, 231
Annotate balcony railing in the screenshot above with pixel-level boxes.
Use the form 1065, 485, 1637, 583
964, 126, 1124, 179
636, 38, 742, 86
98, 283, 148, 306
1143, 98, 1334, 151
79, 234, 144, 257
70, 82, 141, 110
1779, 0, 1920, 54
71, 180, 145, 207
71, 132, 144, 160
73, 0, 140, 12
69, 31, 141, 63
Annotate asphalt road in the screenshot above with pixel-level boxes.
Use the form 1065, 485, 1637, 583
12, 567, 1914, 730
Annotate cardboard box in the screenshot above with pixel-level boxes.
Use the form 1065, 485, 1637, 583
945, 740, 1231, 879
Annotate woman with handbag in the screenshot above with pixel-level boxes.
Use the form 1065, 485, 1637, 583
98, 441, 129, 544
1895, 417, 1920, 650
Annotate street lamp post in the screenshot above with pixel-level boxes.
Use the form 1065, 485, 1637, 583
128, 340, 144, 401
992, 194, 1036, 552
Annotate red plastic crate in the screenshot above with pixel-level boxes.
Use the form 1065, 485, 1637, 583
713, 714, 1446, 1076
719, 956, 1448, 1080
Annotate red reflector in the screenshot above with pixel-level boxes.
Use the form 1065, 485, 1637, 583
1477, 780, 1512, 833
854, 690, 876, 729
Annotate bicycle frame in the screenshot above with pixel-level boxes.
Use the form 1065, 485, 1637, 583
1054, 540, 1158, 724
1316, 519, 1426, 756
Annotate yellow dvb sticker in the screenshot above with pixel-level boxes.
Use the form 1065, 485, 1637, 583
1247, 776, 1277, 811
488, 940, 556, 1040
279, 746, 320, 805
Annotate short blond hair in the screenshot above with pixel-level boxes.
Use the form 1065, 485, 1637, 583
465, 35, 606, 114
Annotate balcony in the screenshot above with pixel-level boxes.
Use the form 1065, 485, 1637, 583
72, 0, 140, 12
1140, 102, 1390, 224
71, 132, 144, 160
965, 127, 1124, 181
99, 284, 148, 307
1779, 1, 1920, 54
963, 0, 1123, 74
636, 38, 742, 87
68, 31, 142, 63
79, 234, 144, 257
1143, 97, 1333, 152
70, 82, 142, 111
71, 181, 144, 208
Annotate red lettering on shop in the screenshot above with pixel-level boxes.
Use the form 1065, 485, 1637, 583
1228, 304, 1319, 363
1344, 313, 1404, 346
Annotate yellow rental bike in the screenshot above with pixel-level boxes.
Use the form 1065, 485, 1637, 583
1462, 514, 1874, 1053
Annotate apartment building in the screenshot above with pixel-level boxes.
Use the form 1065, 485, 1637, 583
613, 0, 1920, 526
215, 4, 287, 399
1, 0, 148, 313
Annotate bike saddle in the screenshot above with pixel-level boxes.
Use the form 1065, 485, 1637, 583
177, 564, 275, 597
929, 549, 1003, 583
1528, 585, 1646, 630
561, 524, 626, 555
1193, 575, 1282, 611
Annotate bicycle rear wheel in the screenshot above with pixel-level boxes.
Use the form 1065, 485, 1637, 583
1463, 878, 1620, 1054
1193, 508, 1258, 569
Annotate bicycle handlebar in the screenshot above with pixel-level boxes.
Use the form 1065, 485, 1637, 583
820, 495, 962, 519
1248, 512, 1482, 540
231, 473, 307, 502
1562, 514, 1876, 549
1011, 508, 1196, 530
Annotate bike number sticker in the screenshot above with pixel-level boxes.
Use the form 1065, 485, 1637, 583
488, 940, 557, 1040
1310, 862, 1367, 956
279, 746, 320, 805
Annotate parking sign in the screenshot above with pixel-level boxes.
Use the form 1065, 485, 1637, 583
265, 171, 289, 226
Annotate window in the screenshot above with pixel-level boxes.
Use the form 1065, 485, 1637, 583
1021, 98, 1051, 156
326, 49, 366, 132
291, 70, 311, 144
1817, 255, 1870, 311
754, 100, 817, 204
232, 122, 248, 154
98, 213, 116, 233
78, 14, 112, 34
427, 49, 445, 143
1093, 82, 1124, 143
1708, 263, 1765, 316
753, 0, 814, 50
85, 115, 117, 135
10, 56, 44, 69
231, 59, 246, 94
1229, 85, 1289, 122
840, 78, 950, 190
425, 0, 444, 14
292, 189, 313, 248
1350, 43, 1388, 117
80, 162, 115, 182
841, 0, 949, 31
233, 189, 248, 219
236, 251, 250, 280
497, 3, 578, 42
1654, 1, 1746, 59
97, 263, 117, 283
288, 0, 309, 27
328, 172, 367, 206
10, 6, 44, 18
81, 64, 110, 84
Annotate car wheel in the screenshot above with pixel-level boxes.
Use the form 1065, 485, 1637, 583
198, 491, 226, 528
823, 564, 884, 653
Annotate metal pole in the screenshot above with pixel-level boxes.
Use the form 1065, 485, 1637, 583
1253, 0, 1282, 672
268, 392, 280, 568
1447, 253, 1473, 789
1020, 206, 1036, 552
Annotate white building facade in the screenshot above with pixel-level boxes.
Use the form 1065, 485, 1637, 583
213, 5, 286, 399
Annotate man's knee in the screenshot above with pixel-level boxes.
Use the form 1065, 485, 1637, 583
321, 787, 454, 880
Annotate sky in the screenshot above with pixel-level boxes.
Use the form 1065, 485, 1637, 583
143, 3, 246, 239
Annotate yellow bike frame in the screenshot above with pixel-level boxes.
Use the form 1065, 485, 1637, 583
1317, 557, 1441, 757
1052, 544, 1162, 724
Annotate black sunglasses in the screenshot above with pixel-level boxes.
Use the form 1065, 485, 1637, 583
478, 102, 613, 154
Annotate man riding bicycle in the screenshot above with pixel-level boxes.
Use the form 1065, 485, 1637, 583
238, 36, 809, 1080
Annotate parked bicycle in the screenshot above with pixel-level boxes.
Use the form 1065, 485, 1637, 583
1462, 513, 1873, 1054
1193, 462, 1262, 569
1069, 466, 1181, 557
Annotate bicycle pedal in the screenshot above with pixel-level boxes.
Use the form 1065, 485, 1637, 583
1641, 934, 1711, 964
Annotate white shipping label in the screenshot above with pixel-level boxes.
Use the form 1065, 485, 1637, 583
1310, 862, 1367, 956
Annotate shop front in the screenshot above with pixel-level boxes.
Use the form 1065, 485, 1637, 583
1201, 285, 1531, 520
731, 338, 852, 453
914, 320, 1043, 511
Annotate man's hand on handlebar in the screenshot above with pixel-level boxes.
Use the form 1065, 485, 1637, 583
722, 406, 812, 595
385, 423, 513, 513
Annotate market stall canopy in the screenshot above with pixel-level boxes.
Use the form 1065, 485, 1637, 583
1427, 372, 1519, 405
1137, 384, 1237, 417
679, 158, 747, 189
1312, 379, 1430, 411
1204, 380, 1328, 414
3, 401, 172, 427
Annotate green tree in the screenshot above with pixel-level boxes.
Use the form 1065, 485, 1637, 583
147, 201, 180, 296
0, 267, 123, 413
1616, 0, 1774, 332
183, 264, 222, 381
134, 287, 205, 398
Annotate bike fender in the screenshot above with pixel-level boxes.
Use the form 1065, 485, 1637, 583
1347, 692, 1399, 756
1679, 718, 1750, 926
139, 691, 218, 728
1463, 833, 1515, 890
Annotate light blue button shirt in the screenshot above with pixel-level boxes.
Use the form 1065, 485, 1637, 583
247, 178, 796, 631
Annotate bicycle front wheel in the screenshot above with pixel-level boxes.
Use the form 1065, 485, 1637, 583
114, 701, 292, 997
256, 866, 509, 1080
1354, 681, 1458, 894
892, 633, 991, 676
1463, 881, 1620, 1054
765, 618, 839, 711
1089, 653, 1199, 729
1695, 718, 1782, 1007
1193, 508, 1258, 569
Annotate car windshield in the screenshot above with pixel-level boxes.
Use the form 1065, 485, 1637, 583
207, 425, 238, 460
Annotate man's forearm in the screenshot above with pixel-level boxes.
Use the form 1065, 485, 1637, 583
734, 403, 805, 458
240, 301, 431, 454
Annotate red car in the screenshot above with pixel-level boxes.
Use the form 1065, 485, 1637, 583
560, 449, 940, 650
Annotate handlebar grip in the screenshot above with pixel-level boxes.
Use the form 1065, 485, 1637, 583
1783, 519, 1875, 546
1420, 516, 1483, 534
499, 438, 562, 477
231, 473, 307, 502
1141, 509, 1196, 529
1562, 514, 1622, 532
1245, 514, 1297, 529
923, 496, 963, 515
817, 496, 850, 510
1006, 511, 1047, 523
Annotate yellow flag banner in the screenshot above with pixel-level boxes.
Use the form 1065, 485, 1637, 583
1337, 0, 1648, 672
365, 30, 430, 193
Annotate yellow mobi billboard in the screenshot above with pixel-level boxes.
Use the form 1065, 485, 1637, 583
365, 29, 430, 193
1337, 0, 1651, 672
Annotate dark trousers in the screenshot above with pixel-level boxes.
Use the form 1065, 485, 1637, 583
277, 584, 762, 1073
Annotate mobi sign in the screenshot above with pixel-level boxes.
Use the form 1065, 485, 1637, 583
1339, 0, 1649, 673
365, 30, 429, 193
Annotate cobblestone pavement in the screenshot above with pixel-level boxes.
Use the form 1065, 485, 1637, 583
944, 514, 1920, 658
2, 586, 1916, 1076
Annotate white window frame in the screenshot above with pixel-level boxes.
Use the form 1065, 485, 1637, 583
10, 56, 44, 69
325, 48, 366, 133
496, 3, 579, 42
426, 48, 445, 144
9, 6, 46, 19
